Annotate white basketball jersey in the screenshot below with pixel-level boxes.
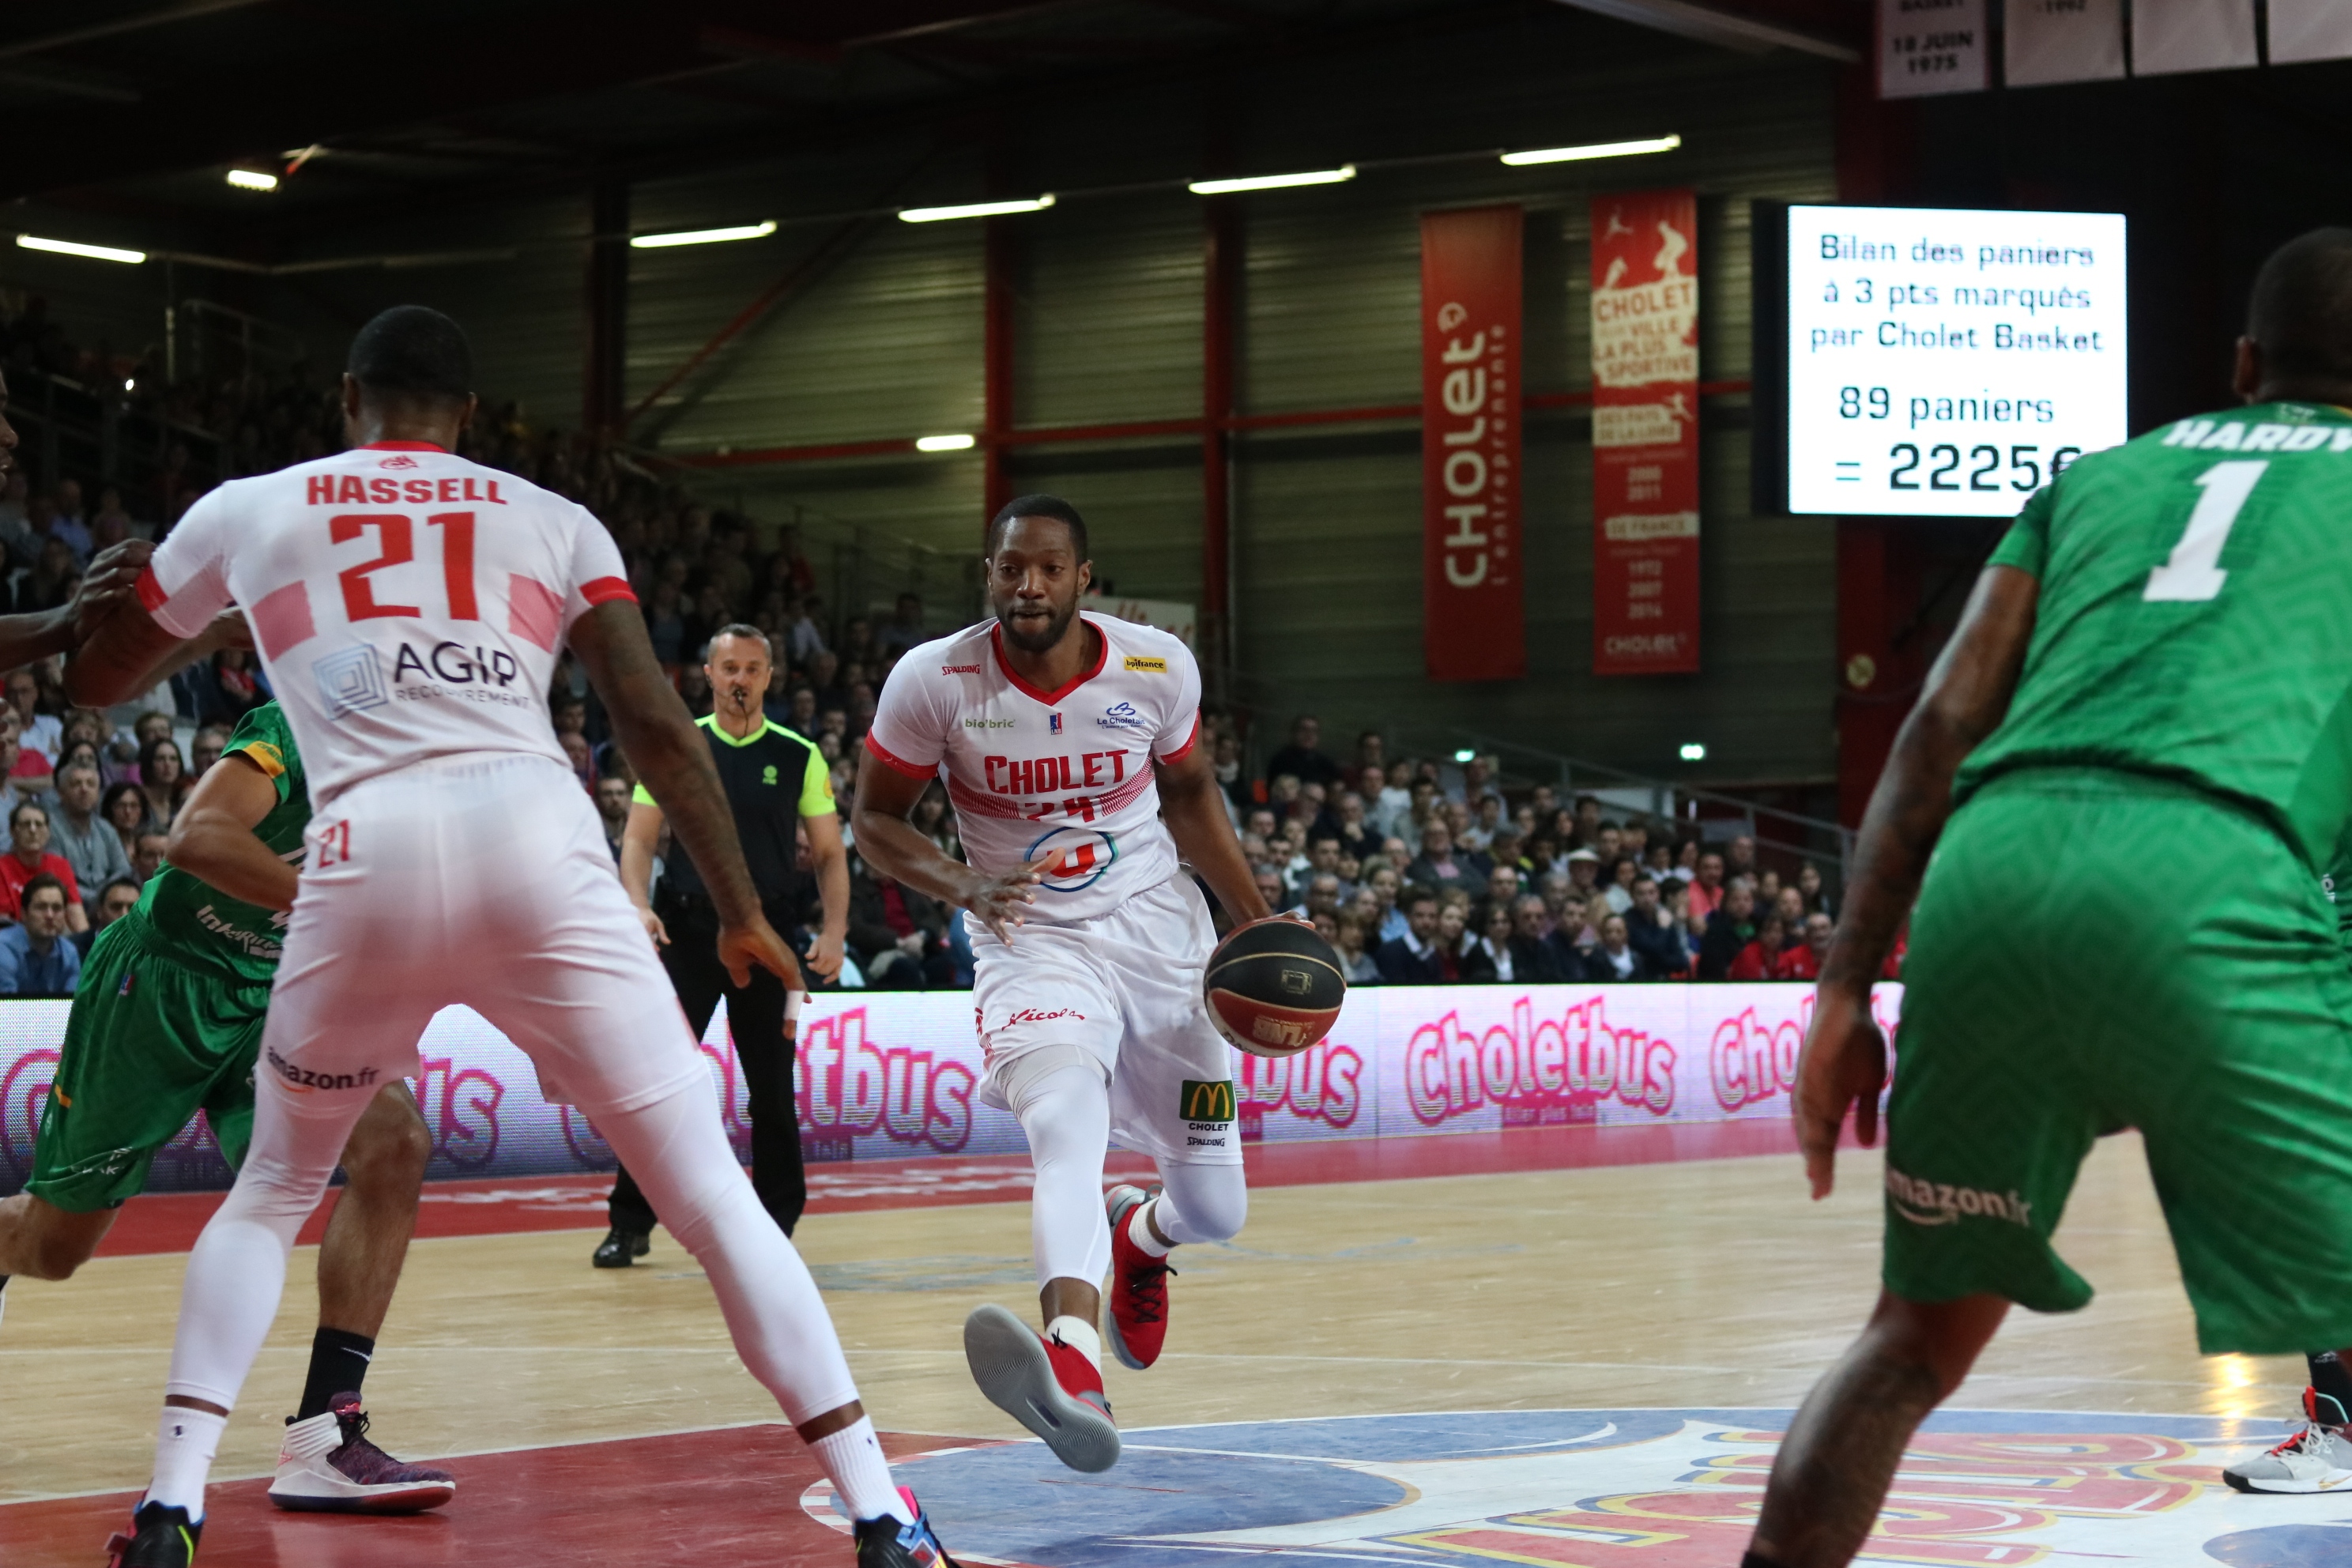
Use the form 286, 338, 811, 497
138, 441, 634, 803
864, 613, 1201, 923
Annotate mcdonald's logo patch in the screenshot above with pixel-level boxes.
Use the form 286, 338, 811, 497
1181, 1078, 1237, 1124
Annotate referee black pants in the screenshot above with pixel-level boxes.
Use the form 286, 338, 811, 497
605, 899, 806, 1238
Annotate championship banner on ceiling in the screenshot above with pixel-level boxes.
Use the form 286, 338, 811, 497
1, 983, 1903, 1197
1419, 205, 1525, 683
1590, 188, 1701, 675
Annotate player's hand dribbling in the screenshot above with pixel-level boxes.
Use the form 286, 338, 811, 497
1792, 982, 1886, 1202
959, 854, 1051, 944
719, 916, 802, 990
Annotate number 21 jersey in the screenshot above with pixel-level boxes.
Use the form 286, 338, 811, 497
1957, 401, 2352, 869
137, 440, 635, 805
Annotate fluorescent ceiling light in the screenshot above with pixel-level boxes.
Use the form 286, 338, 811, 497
1189, 164, 1355, 195
897, 195, 1055, 223
226, 168, 278, 191
1678, 741, 1707, 761
1502, 134, 1683, 166
915, 433, 975, 452
16, 234, 145, 265
630, 220, 778, 249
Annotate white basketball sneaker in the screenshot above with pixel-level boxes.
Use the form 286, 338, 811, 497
266, 1392, 455, 1513
2225, 1388, 2352, 1494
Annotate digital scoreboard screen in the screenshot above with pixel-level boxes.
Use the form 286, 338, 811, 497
1772, 205, 2128, 518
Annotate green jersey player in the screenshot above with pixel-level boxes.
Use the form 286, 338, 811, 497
0, 701, 454, 1515
1745, 228, 2352, 1568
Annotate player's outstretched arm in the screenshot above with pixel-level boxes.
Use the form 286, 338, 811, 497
166, 751, 298, 910
1155, 741, 1272, 926
852, 752, 1043, 943
1, 540, 154, 680
1796, 564, 2038, 1200
571, 601, 799, 989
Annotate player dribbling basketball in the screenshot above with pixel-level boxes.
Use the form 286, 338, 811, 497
852, 495, 1273, 1472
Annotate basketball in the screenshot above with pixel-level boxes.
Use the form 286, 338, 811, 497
1203, 917, 1348, 1058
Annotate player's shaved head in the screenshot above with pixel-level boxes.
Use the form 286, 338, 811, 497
986, 493, 1089, 562
347, 305, 473, 405
2246, 229, 2352, 396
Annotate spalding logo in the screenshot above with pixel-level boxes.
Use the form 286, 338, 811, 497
1253, 1016, 1312, 1047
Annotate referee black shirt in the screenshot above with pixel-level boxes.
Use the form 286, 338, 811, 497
636, 714, 835, 920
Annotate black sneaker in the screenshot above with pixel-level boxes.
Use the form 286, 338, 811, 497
853, 1489, 958, 1568
104, 1502, 202, 1567
591, 1227, 650, 1268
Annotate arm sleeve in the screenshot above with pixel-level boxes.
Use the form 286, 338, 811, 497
798, 744, 838, 817
1153, 643, 1204, 763
136, 489, 237, 639
1988, 482, 2058, 580
562, 507, 637, 625
863, 655, 947, 778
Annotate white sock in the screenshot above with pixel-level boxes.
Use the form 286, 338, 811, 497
1048, 1314, 1102, 1369
145, 1405, 226, 1516
809, 1417, 913, 1525
1128, 1199, 1174, 1258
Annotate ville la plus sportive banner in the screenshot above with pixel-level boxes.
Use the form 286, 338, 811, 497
1419, 205, 1525, 683
1590, 188, 1702, 676
0, 984, 1903, 1197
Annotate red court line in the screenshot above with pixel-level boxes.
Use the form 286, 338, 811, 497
0, 1427, 982, 1568
92, 1118, 1819, 1259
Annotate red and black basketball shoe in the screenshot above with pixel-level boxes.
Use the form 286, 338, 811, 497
1103, 1184, 1173, 1371
962, 1303, 1120, 1472
266, 1393, 455, 1513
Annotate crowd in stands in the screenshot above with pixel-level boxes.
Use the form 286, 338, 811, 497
1216, 714, 1860, 989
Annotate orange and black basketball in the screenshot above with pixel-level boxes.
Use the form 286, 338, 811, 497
1203, 917, 1348, 1058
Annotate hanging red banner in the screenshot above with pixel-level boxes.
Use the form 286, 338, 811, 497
1419, 205, 1525, 683
1590, 188, 1700, 675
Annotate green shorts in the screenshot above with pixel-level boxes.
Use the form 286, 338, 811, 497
1886, 768, 2352, 1355
25, 913, 273, 1212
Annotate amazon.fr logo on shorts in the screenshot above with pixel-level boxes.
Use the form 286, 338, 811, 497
1886, 1163, 2032, 1229
1181, 1078, 1236, 1124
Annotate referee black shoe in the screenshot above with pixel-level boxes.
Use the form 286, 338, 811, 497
591, 1227, 650, 1268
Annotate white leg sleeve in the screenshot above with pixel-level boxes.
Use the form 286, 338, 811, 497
164, 1087, 364, 1412
593, 1069, 859, 1427
1006, 1052, 1114, 1291
1153, 1158, 1249, 1246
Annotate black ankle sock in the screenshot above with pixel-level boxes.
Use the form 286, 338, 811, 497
1740, 1553, 1790, 1568
298, 1328, 376, 1422
2312, 1351, 2352, 1418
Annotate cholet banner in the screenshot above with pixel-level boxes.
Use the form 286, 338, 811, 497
0, 984, 1903, 1196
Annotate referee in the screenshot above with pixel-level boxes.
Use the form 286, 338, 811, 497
591, 622, 848, 1267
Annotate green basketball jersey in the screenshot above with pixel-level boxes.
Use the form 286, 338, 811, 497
134, 700, 307, 984
1955, 401, 2352, 870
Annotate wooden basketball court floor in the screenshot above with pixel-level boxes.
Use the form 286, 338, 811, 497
0, 1125, 2333, 1566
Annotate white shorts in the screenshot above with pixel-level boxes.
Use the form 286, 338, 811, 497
970, 871, 1238, 1164
260, 754, 702, 1117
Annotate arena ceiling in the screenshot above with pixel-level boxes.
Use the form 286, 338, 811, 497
1, 0, 1864, 249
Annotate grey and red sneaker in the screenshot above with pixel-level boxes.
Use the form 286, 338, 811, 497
266, 1393, 455, 1513
1103, 1185, 1172, 1371
962, 1303, 1120, 1472
2225, 1388, 2352, 1493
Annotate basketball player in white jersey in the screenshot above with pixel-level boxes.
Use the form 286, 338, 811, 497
853, 495, 1272, 1473
65, 307, 957, 1568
